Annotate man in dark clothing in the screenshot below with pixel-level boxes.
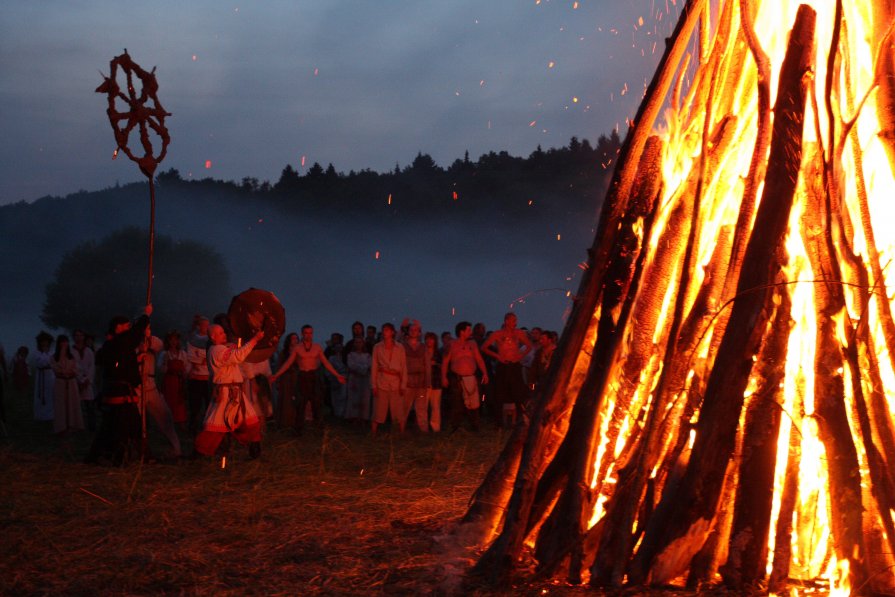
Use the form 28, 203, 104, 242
85, 304, 152, 465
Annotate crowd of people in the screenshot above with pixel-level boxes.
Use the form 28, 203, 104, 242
0, 309, 559, 465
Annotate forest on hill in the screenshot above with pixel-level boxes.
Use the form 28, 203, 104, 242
0, 134, 620, 349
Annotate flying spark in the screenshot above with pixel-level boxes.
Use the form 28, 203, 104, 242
204, 160, 212, 169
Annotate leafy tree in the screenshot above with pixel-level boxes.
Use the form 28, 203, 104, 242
274, 164, 300, 192
41, 227, 231, 337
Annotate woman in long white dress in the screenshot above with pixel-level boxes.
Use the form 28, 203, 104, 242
50, 334, 84, 433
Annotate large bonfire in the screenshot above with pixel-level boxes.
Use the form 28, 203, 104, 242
458, 0, 895, 594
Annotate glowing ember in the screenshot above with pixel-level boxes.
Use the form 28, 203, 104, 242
204, 160, 212, 169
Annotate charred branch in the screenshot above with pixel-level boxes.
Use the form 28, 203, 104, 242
627, 6, 816, 585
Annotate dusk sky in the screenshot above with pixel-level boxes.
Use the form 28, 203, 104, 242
0, 0, 676, 205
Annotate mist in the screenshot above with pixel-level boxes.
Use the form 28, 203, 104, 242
0, 179, 598, 353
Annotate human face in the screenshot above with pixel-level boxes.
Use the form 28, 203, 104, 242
209, 325, 227, 345
458, 325, 472, 340
302, 327, 314, 344
382, 326, 395, 341
408, 323, 421, 340
505, 314, 517, 330
167, 334, 181, 351
352, 323, 363, 337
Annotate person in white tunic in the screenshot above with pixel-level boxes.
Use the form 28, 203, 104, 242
31, 331, 55, 421
72, 330, 96, 431
194, 324, 265, 459
50, 334, 84, 434
136, 330, 182, 458
370, 323, 407, 436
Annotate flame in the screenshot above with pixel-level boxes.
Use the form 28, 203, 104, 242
574, 0, 895, 591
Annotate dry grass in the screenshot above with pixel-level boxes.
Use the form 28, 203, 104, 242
0, 388, 536, 596
1, 389, 749, 596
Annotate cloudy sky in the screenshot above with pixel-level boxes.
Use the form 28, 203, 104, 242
0, 0, 675, 205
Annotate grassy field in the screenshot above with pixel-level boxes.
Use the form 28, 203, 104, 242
3, 386, 745, 596
1, 384, 540, 596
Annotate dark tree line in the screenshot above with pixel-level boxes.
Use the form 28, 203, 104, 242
154, 134, 622, 222
4, 134, 621, 343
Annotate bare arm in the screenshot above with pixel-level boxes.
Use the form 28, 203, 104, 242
441, 347, 452, 387
473, 344, 490, 385
318, 348, 346, 383
480, 332, 499, 361
270, 347, 297, 380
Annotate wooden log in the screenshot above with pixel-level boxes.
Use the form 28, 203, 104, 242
590, 210, 734, 588
468, 126, 666, 582
460, 21, 689, 550
720, 279, 792, 587
768, 397, 803, 594
626, 6, 816, 585
687, 456, 737, 589
727, 0, 771, 290
588, 114, 739, 586
838, 32, 895, 493
799, 150, 869, 591
873, 1, 895, 181
532, 136, 665, 583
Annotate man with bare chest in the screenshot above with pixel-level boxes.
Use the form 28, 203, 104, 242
442, 321, 489, 432
271, 324, 345, 434
481, 312, 532, 424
